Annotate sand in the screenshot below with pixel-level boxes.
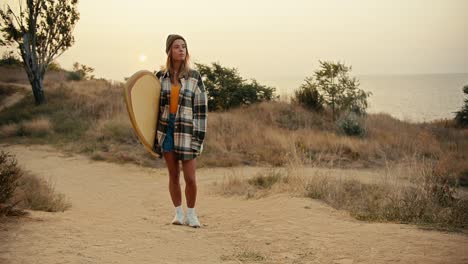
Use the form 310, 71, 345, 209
0, 144, 467, 264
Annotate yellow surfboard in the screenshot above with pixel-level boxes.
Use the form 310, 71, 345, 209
123, 70, 161, 157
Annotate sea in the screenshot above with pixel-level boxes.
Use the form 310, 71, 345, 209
262, 73, 468, 123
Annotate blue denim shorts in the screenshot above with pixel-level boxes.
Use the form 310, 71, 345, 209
162, 113, 176, 152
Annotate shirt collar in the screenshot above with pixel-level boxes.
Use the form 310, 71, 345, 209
162, 70, 188, 80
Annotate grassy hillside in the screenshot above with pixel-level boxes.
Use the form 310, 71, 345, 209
1, 65, 467, 229
0, 66, 466, 181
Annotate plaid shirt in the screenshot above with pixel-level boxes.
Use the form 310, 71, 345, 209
153, 69, 208, 160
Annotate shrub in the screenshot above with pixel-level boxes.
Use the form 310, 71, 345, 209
16, 172, 71, 212
195, 62, 276, 111
292, 77, 324, 111
0, 151, 22, 205
0, 151, 70, 215
454, 84, 468, 127
66, 62, 95, 81
248, 170, 284, 189
336, 112, 367, 137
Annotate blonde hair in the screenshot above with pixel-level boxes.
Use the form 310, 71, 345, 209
164, 40, 191, 83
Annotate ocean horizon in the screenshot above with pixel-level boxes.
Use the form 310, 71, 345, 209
257, 72, 468, 123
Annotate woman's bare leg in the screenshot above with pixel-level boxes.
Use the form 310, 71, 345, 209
163, 152, 181, 207
182, 158, 197, 208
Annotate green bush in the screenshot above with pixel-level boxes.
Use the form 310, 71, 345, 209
195, 62, 276, 111
292, 77, 324, 111
454, 85, 468, 127
336, 112, 367, 137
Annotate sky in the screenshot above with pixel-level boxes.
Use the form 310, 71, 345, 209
1, 0, 467, 92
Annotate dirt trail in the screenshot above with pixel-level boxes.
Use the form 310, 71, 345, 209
0, 82, 29, 111
0, 144, 467, 264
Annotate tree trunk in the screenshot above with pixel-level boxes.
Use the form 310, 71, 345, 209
22, 33, 46, 105
31, 74, 46, 105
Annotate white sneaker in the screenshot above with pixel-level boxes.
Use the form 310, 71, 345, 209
186, 212, 201, 228
171, 210, 185, 225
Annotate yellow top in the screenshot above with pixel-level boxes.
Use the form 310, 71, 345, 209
170, 83, 181, 114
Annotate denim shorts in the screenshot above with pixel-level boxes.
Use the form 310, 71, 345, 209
162, 113, 176, 152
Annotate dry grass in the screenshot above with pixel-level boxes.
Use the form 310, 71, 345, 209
212, 170, 257, 198
20, 116, 52, 137
0, 66, 466, 179
0, 123, 19, 137
0, 66, 29, 84
0, 150, 70, 216
0, 65, 69, 84
0, 117, 52, 138
213, 157, 468, 230
13, 171, 71, 212
201, 103, 459, 169
0, 83, 20, 103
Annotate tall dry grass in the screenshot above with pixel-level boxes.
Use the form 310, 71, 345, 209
20, 116, 53, 137
213, 156, 468, 230
14, 171, 71, 212
202, 102, 461, 171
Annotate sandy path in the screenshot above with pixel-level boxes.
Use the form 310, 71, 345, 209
0, 144, 467, 264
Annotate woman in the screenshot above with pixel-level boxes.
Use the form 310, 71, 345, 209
153, 34, 208, 228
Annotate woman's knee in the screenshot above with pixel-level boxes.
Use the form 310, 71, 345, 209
182, 159, 196, 186
184, 174, 196, 186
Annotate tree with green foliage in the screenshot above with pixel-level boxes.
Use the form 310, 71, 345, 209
293, 76, 324, 111
454, 84, 468, 127
295, 60, 371, 121
195, 62, 276, 111
0, 0, 80, 105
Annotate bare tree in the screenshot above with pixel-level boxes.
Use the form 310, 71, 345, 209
0, 0, 79, 105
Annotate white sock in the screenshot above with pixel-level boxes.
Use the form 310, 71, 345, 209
187, 207, 196, 215
175, 205, 184, 214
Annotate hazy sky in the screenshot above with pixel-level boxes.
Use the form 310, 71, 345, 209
1, 0, 467, 91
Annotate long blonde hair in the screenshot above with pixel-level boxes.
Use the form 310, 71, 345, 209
164, 41, 191, 83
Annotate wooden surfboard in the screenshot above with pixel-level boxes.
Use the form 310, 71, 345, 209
123, 70, 161, 157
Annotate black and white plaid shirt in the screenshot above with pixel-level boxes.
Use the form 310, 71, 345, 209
153, 69, 208, 160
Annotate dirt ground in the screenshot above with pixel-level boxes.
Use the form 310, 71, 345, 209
0, 144, 467, 264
